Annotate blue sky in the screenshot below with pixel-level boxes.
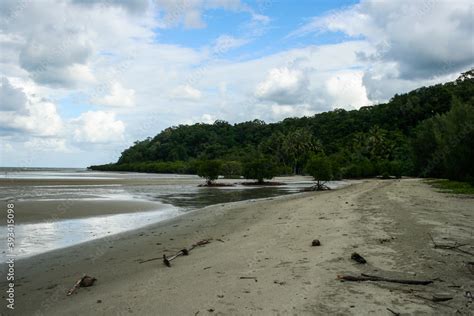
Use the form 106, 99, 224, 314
156, 0, 360, 58
0, 0, 472, 167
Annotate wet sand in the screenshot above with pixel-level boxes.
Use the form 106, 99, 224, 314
1, 179, 473, 315
9, 199, 168, 223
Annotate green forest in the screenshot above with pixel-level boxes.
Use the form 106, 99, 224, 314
90, 69, 474, 183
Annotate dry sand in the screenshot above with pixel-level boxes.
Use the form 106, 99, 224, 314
1, 179, 473, 315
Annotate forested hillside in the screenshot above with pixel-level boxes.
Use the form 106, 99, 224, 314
90, 70, 474, 182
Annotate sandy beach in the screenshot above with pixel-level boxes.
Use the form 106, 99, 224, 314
1, 179, 473, 315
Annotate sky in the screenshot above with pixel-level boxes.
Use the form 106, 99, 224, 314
0, 0, 473, 168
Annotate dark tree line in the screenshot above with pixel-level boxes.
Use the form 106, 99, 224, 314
90, 69, 474, 183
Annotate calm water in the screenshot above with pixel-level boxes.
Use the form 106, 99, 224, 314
0, 168, 347, 261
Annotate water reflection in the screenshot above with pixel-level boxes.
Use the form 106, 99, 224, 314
0, 207, 181, 262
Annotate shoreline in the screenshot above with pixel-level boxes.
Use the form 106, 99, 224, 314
2, 179, 472, 315
10, 189, 315, 264
5, 199, 171, 223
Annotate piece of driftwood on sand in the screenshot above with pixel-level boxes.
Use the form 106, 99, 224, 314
428, 233, 474, 256
337, 273, 433, 285
138, 239, 211, 265
163, 239, 211, 267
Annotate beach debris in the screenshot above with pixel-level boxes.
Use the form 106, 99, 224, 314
432, 294, 453, 302
386, 307, 400, 316
351, 252, 367, 264
465, 291, 473, 304
239, 276, 258, 282
138, 256, 162, 264
139, 239, 211, 265
311, 239, 321, 246
162, 239, 212, 267
337, 273, 433, 285
413, 293, 453, 303
428, 233, 474, 256
67, 275, 97, 296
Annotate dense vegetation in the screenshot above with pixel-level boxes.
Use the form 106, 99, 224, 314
90, 70, 474, 183
427, 179, 474, 195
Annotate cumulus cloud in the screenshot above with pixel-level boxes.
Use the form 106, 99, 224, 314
18, 25, 95, 87
92, 81, 135, 107
270, 104, 314, 120
255, 66, 310, 105
0, 77, 27, 112
291, 0, 474, 80
200, 113, 216, 124
154, 0, 252, 29
325, 72, 370, 109
71, 0, 150, 14
72, 111, 125, 143
0, 79, 63, 137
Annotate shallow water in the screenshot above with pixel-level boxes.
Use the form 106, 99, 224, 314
0, 168, 347, 261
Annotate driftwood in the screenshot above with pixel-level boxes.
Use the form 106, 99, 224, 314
163, 239, 211, 267
139, 239, 211, 265
139, 256, 162, 264
386, 307, 400, 316
239, 276, 258, 282
337, 273, 433, 285
413, 293, 453, 303
67, 275, 97, 296
428, 233, 474, 256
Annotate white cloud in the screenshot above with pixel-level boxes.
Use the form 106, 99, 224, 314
18, 24, 95, 87
24, 138, 72, 153
200, 113, 215, 124
325, 72, 370, 109
255, 66, 310, 105
72, 111, 125, 143
92, 81, 135, 107
213, 35, 249, 54
291, 0, 474, 80
271, 104, 314, 119
0, 78, 63, 137
154, 0, 251, 29
170, 85, 202, 101
0, 77, 27, 112
0, 141, 13, 153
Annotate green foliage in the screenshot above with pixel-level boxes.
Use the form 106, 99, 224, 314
281, 128, 321, 174
305, 154, 332, 186
196, 160, 222, 185
243, 159, 277, 183
413, 100, 474, 181
89, 161, 195, 174
427, 179, 474, 195
220, 161, 242, 178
